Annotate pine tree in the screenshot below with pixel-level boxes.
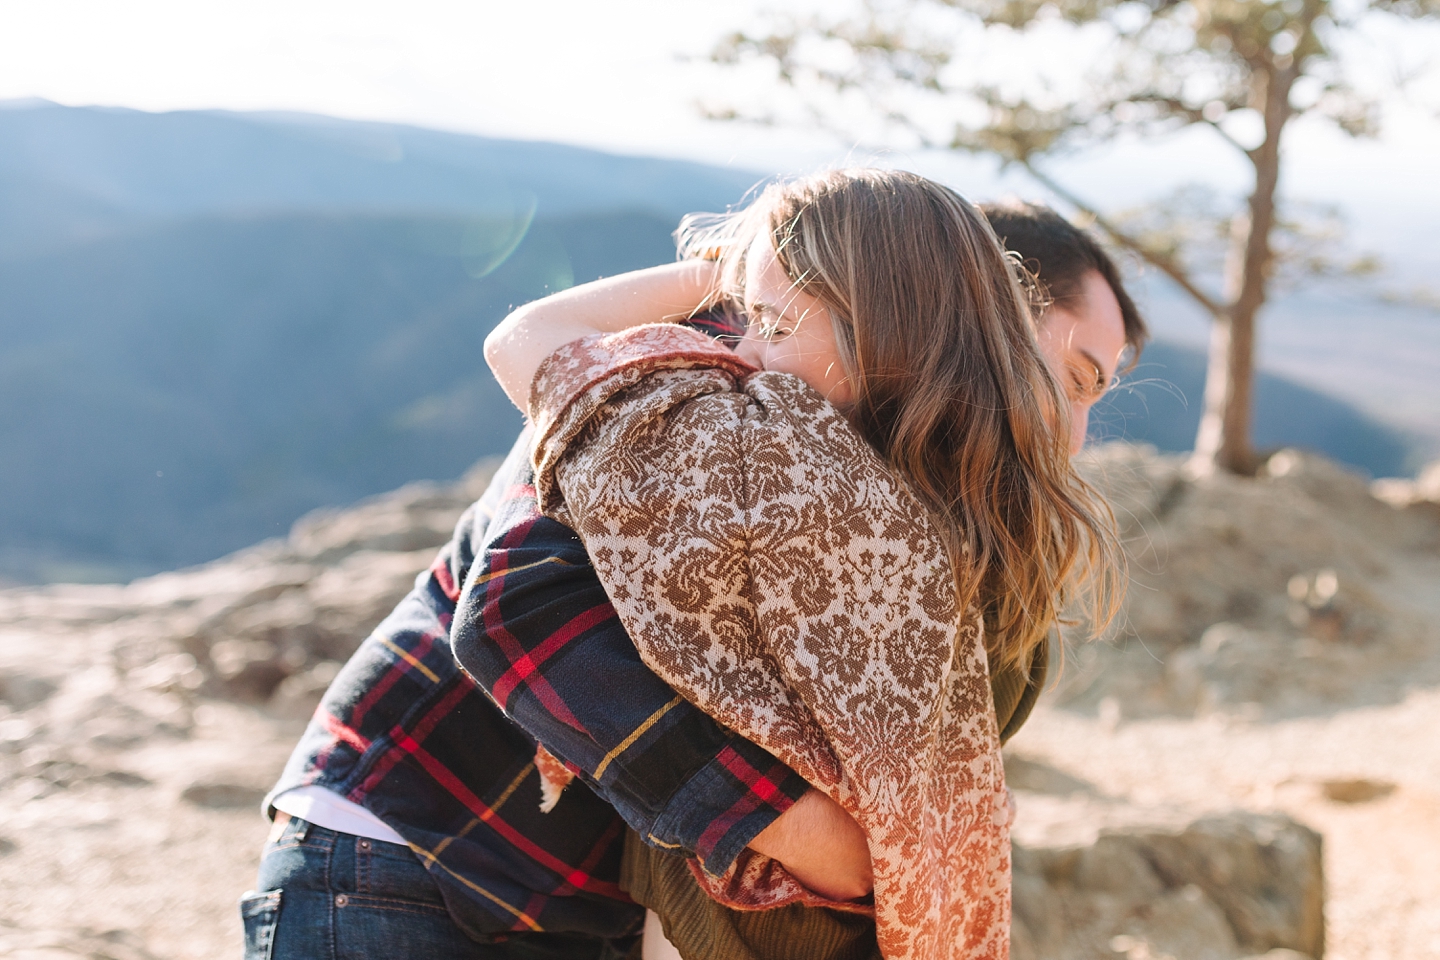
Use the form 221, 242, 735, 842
712, 0, 1438, 473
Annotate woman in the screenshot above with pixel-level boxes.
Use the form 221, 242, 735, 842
484, 169, 1124, 959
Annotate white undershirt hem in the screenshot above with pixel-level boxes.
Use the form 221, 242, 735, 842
271, 785, 408, 846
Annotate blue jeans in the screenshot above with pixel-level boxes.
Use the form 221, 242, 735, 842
241, 816, 638, 960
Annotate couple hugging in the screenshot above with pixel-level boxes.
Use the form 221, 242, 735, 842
242, 169, 1146, 960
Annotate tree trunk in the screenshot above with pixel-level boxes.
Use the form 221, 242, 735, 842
1191, 216, 1261, 474
1189, 59, 1295, 476
1191, 310, 1260, 473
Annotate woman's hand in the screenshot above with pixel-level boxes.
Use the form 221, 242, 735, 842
484, 259, 721, 412
747, 788, 873, 901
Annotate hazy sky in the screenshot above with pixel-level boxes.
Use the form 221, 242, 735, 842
2, 0, 1435, 182
4, 0, 1436, 280
0, 0, 825, 169
5, 5, 1437, 290
2, 0, 1436, 447
2, 4, 1437, 278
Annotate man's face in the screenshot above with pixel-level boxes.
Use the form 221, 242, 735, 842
1035, 270, 1128, 456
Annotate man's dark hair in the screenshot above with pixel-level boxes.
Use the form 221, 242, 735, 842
981, 201, 1148, 370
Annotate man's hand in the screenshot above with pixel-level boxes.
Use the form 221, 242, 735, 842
747, 788, 872, 901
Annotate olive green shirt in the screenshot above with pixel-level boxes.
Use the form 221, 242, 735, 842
620, 639, 1048, 960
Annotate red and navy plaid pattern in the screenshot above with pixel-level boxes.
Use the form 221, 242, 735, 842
450, 445, 809, 877
265, 310, 808, 942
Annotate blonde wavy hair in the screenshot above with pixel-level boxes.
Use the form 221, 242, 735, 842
678, 169, 1123, 668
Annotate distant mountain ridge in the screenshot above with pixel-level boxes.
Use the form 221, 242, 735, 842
0, 103, 1416, 584
0, 103, 762, 582
0, 101, 761, 256
0, 207, 682, 583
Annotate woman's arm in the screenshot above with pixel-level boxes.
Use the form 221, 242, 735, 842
484, 259, 721, 411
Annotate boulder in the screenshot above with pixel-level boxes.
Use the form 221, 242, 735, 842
1013, 811, 1324, 960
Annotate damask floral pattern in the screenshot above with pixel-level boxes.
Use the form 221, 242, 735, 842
529, 324, 1011, 960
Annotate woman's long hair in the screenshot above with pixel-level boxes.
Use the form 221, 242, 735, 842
678, 169, 1123, 667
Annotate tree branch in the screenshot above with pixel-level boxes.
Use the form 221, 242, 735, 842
1019, 160, 1226, 317
1130, 95, 1255, 156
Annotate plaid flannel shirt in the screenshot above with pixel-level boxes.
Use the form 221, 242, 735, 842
265, 312, 809, 943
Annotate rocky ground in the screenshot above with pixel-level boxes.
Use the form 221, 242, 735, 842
1009, 447, 1440, 960
1, 445, 1437, 959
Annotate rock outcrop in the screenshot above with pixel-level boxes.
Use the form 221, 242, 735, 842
1012, 810, 1324, 960
1063, 446, 1440, 720
0, 463, 498, 959
5, 443, 1438, 958
0, 461, 497, 743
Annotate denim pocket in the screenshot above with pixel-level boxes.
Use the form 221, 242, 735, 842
240, 889, 283, 960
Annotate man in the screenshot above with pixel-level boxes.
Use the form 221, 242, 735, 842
242, 202, 1146, 960
996, 202, 1147, 454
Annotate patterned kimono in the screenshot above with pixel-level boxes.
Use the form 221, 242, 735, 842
528, 324, 1012, 960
